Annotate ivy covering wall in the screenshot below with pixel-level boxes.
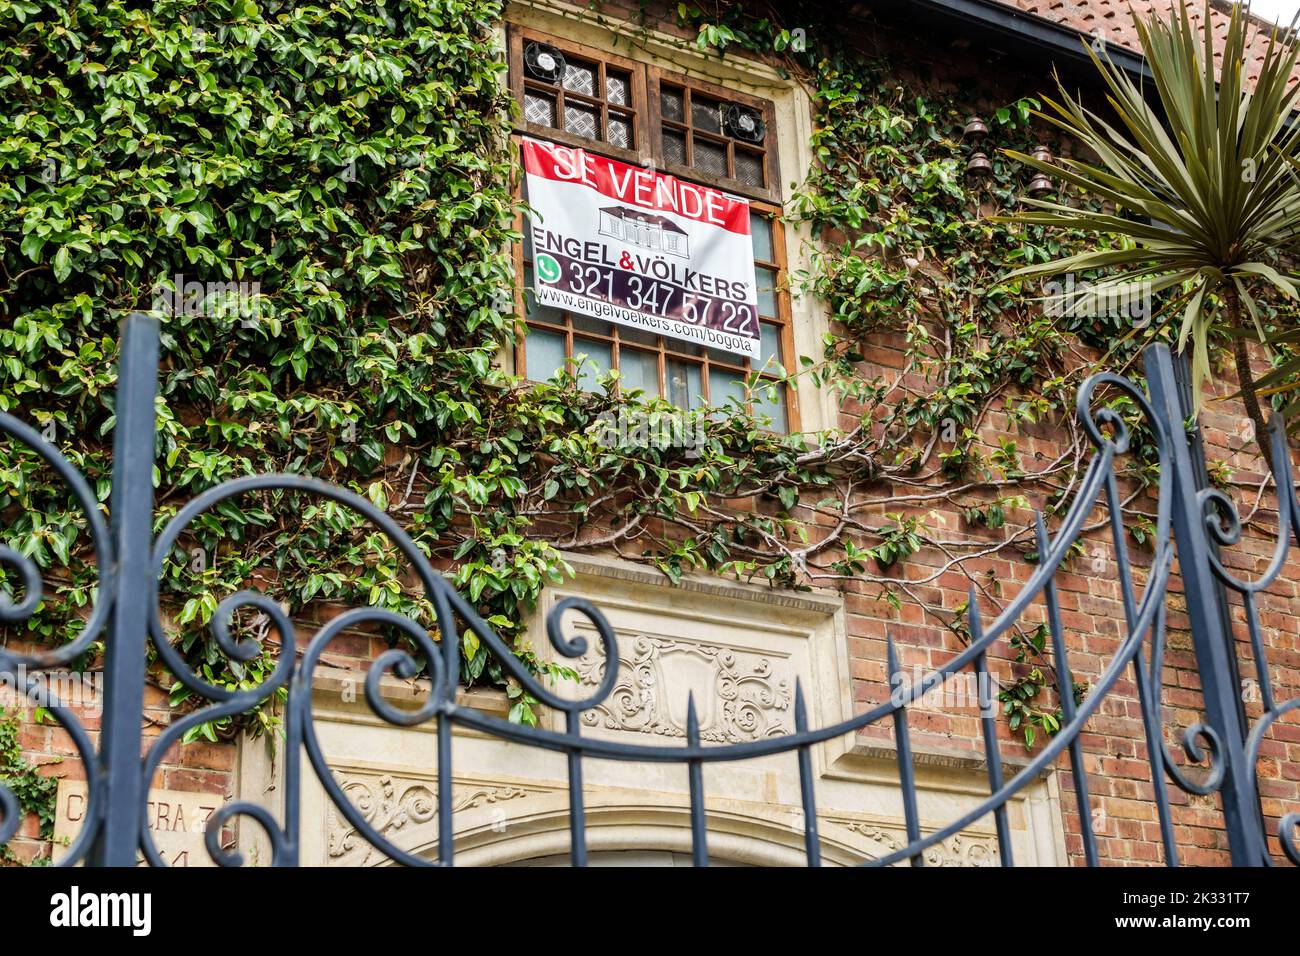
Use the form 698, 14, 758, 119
2, 0, 1160, 742
2, 0, 546, 726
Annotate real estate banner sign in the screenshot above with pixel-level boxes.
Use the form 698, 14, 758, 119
522, 137, 761, 359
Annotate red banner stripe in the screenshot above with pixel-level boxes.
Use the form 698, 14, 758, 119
523, 137, 751, 236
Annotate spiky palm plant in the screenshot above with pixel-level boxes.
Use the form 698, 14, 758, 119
1002, 1, 1300, 469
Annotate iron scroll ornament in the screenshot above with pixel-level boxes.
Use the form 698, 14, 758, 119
0, 314, 1294, 866
1195, 416, 1300, 865
0, 412, 110, 864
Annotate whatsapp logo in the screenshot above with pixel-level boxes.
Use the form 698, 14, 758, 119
535, 253, 561, 284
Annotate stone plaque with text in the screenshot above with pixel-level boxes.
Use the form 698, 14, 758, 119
53, 780, 223, 867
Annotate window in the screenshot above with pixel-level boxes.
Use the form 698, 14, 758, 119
508, 28, 796, 432
508, 30, 647, 164
650, 68, 779, 199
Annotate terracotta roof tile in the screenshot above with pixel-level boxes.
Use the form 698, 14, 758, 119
996, 1, 1300, 85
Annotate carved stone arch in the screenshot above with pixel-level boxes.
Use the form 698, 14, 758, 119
236, 657, 1066, 866
408, 802, 867, 867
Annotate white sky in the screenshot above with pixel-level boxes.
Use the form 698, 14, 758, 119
1241, 0, 1300, 24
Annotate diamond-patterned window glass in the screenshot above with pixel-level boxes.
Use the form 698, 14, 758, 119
693, 139, 727, 178
606, 70, 630, 105
662, 129, 687, 165
608, 112, 632, 150
524, 91, 556, 127
734, 148, 763, 187
661, 86, 684, 121
562, 60, 596, 96
565, 102, 599, 140
691, 97, 722, 133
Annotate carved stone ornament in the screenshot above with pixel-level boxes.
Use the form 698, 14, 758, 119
574, 632, 792, 742
327, 773, 533, 866
832, 819, 998, 867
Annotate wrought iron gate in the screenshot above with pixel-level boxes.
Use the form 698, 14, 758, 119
0, 314, 1296, 866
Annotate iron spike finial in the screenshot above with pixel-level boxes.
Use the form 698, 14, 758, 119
794, 677, 809, 733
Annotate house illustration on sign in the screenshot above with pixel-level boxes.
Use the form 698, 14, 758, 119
598, 206, 690, 258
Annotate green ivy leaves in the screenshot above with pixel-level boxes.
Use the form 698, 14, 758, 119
0, 705, 58, 862
0, 0, 530, 722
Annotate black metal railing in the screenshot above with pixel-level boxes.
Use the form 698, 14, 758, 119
0, 313, 1296, 866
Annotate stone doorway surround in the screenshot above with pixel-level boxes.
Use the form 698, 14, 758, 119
236, 553, 1068, 866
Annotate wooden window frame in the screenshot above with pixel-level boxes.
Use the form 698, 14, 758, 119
506, 30, 798, 431
507, 27, 649, 166
647, 66, 782, 204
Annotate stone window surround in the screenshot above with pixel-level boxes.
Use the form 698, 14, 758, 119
497, 0, 839, 434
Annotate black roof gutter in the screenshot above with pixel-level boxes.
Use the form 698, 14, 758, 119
889, 0, 1152, 80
